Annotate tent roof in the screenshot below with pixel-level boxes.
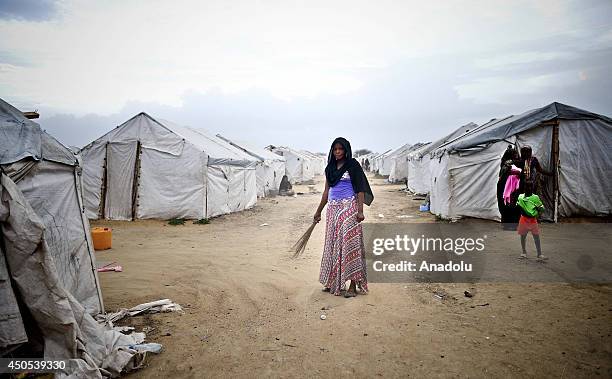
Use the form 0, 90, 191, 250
216, 135, 286, 162
82, 113, 257, 165
387, 143, 413, 158
159, 120, 258, 163
417, 122, 478, 157
0, 98, 76, 166
451, 102, 612, 153
270, 146, 312, 160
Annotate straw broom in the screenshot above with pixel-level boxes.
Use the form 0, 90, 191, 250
291, 221, 317, 258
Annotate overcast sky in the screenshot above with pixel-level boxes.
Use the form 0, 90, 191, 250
1, 0, 611, 152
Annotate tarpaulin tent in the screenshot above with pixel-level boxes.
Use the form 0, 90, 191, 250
267, 146, 315, 184
1, 172, 151, 377
216, 135, 286, 197
0, 98, 103, 317
385, 143, 414, 182
444, 102, 612, 221
80, 113, 258, 220
389, 142, 428, 184
406, 122, 477, 194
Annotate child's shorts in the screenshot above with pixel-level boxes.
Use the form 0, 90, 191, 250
517, 215, 540, 235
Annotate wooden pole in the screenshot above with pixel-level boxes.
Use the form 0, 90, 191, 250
551, 121, 560, 222
131, 141, 142, 221
99, 142, 109, 219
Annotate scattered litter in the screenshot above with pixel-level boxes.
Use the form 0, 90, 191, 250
419, 203, 430, 212
485, 337, 490, 340
97, 299, 183, 325
293, 194, 298, 198
113, 326, 135, 333
378, 214, 385, 218
433, 290, 448, 300
396, 215, 414, 218
142, 326, 156, 334
320, 314, 327, 320
321, 306, 331, 310
129, 343, 163, 354
259, 223, 269, 227
464, 290, 474, 298
296, 192, 305, 195
97, 262, 123, 273
283, 343, 297, 348
131, 332, 146, 344
470, 302, 490, 308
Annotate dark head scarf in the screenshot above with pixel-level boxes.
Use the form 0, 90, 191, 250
325, 137, 374, 206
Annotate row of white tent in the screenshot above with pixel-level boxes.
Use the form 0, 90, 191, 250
78, 113, 326, 221
266, 145, 326, 184
1, 97, 151, 376
368, 102, 612, 222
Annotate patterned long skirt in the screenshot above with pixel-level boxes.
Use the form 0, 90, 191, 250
318, 196, 369, 295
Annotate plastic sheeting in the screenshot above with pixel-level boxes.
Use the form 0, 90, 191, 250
558, 119, 612, 217
0, 237, 27, 355
80, 142, 106, 219
105, 142, 137, 220
451, 102, 612, 153
137, 145, 207, 220
13, 160, 103, 314
0, 98, 75, 166
1, 173, 149, 378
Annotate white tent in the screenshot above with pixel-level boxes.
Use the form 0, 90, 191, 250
385, 143, 414, 182
371, 149, 391, 174
0, 98, 103, 317
406, 122, 477, 194
300, 150, 326, 175
440, 102, 612, 221
216, 134, 286, 197
267, 146, 315, 184
406, 143, 432, 194
80, 113, 258, 220
390, 143, 428, 184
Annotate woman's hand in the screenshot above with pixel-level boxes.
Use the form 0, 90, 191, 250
314, 212, 322, 223
356, 211, 365, 223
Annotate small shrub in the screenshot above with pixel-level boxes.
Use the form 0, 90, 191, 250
168, 218, 185, 225
193, 218, 210, 225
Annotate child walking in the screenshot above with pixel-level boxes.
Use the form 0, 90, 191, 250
516, 181, 547, 260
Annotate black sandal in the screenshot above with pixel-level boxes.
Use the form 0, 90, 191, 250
322, 287, 331, 292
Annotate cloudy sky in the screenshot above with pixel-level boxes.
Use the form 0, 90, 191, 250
1, 0, 611, 152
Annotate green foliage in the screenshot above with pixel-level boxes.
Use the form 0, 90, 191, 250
193, 218, 210, 225
168, 218, 185, 225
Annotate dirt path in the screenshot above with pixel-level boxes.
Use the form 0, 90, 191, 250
94, 176, 611, 378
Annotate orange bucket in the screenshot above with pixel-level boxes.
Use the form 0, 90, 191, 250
92, 227, 112, 250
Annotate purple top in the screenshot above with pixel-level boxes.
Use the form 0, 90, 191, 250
328, 171, 355, 200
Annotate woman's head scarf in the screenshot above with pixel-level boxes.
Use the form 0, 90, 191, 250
325, 137, 374, 206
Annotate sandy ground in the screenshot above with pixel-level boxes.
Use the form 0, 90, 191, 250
93, 175, 611, 378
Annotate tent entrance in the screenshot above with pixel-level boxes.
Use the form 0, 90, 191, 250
100, 141, 142, 220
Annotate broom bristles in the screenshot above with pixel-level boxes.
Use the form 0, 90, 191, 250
291, 221, 317, 258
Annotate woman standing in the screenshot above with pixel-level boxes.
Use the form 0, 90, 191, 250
497, 146, 521, 229
518, 145, 552, 195
314, 137, 373, 298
